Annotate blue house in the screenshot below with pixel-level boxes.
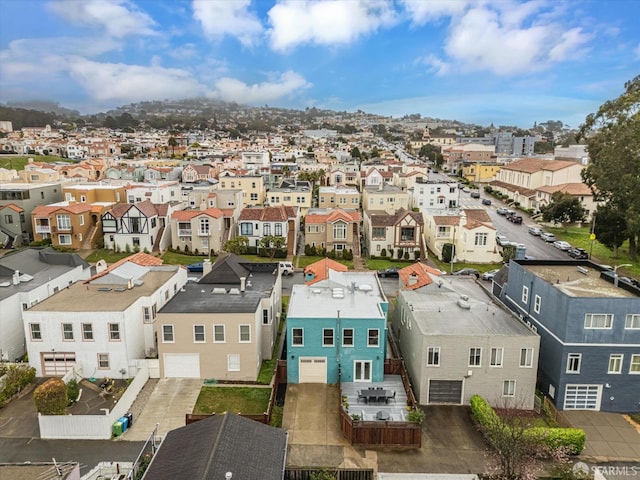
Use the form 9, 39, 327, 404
501, 260, 640, 413
286, 270, 388, 384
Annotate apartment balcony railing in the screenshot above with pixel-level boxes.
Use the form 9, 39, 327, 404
52, 225, 73, 233
35, 225, 51, 234
197, 230, 210, 237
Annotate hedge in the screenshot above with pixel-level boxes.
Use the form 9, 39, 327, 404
469, 395, 585, 455
0, 365, 36, 408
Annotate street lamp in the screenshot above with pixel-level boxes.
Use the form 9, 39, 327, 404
613, 264, 632, 287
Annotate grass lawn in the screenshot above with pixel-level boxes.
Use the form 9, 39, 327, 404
293, 255, 353, 269
84, 249, 130, 264
161, 251, 209, 265
239, 254, 281, 263
366, 258, 420, 270
193, 387, 271, 415
0, 155, 74, 170
428, 255, 500, 274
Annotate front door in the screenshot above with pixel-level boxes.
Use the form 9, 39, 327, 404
354, 360, 372, 382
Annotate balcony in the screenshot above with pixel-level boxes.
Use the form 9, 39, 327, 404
52, 225, 73, 233
35, 224, 51, 234
197, 230, 210, 237
178, 229, 192, 237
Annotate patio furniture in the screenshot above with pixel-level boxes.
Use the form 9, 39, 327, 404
359, 388, 394, 404
376, 410, 390, 421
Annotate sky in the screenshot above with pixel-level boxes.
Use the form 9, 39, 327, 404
1, 0, 639, 128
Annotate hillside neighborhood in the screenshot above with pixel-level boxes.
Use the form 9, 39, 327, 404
0, 102, 638, 480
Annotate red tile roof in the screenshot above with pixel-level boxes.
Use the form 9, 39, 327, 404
86, 252, 164, 282
0, 203, 24, 213
399, 262, 442, 290
501, 158, 578, 173
306, 209, 360, 224
172, 207, 224, 221
536, 182, 593, 195
303, 258, 348, 285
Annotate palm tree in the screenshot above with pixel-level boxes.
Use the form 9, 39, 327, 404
168, 137, 178, 157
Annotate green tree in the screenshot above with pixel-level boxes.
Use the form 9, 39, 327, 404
34, 378, 67, 415
168, 136, 178, 156
418, 144, 444, 168
223, 236, 248, 255
533, 141, 554, 154
282, 165, 290, 178
579, 75, 640, 260
350, 146, 361, 159
593, 205, 628, 257
259, 235, 285, 259
541, 192, 586, 230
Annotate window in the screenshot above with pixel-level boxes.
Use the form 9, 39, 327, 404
372, 227, 385, 238
401, 227, 415, 241
625, 314, 640, 329
62, 323, 74, 341
275, 223, 283, 236
503, 380, 516, 397
199, 218, 209, 235
59, 234, 72, 245
584, 313, 613, 329
132, 237, 140, 246
79, 215, 84, 226
109, 323, 120, 341
323, 328, 334, 346
630, 355, 640, 374
263, 309, 269, 325
427, 347, 440, 366
566, 353, 581, 373
162, 325, 174, 343
194, 325, 206, 343
250, 193, 258, 201
342, 328, 354, 347
240, 223, 253, 235
239, 325, 251, 343
292, 328, 303, 346
474, 233, 488, 246
82, 323, 94, 341
333, 222, 346, 240
490, 347, 503, 367
534, 295, 541, 314
469, 348, 482, 367
227, 354, 240, 372
30, 323, 42, 340
98, 354, 110, 369
56, 214, 71, 230
367, 329, 379, 347
263, 223, 271, 235
521, 285, 529, 303
520, 348, 534, 367
213, 325, 225, 343
608, 354, 623, 374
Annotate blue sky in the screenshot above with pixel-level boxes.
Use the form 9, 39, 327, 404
1, 0, 638, 127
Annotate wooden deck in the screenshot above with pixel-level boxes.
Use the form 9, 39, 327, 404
341, 375, 409, 421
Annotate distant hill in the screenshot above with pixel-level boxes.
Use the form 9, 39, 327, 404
0, 105, 59, 129
5, 100, 79, 118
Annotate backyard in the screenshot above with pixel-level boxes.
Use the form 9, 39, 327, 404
0, 155, 75, 170
192, 386, 271, 415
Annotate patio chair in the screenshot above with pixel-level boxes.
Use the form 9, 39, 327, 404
357, 391, 366, 403
391, 391, 396, 403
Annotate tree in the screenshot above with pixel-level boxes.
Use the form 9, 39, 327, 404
541, 192, 586, 230
168, 136, 178, 156
593, 205, 628, 257
223, 236, 248, 255
350, 146, 361, 159
579, 76, 640, 260
259, 235, 285, 259
34, 378, 67, 415
533, 141, 554, 154
418, 144, 444, 168
282, 165, 290, 178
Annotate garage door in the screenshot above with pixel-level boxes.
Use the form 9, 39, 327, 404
428, 380, 463, 404
41, 352, 76, 376
164, 353, 201, 378
299, 357, 327, 383
563, 384, 601, 410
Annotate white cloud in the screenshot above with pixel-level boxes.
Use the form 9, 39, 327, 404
210, 71, 312, 104
415, 54, 450, 76
48, 0, 156, 38
67, 58, 206, 102
268, 0, 397, 51
401, 0, 470, 25
192, 0, 263, 47
548, 28, 590, 62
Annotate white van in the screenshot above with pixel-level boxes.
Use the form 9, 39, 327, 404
279, 261, 294, 276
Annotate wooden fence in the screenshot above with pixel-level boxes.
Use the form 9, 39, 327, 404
384, 358, 417, 408
339, 407, 422, 447
543, 397, 573, 428
285, 468, 374, 480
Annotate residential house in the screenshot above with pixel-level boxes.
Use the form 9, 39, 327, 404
410, 178, 459, 211
156, 255, 282, 380
304, 208, 360, 255
362, 184, 410, 215
267, 181, 312, 215
490, 158, 584, 211
327, 163, 360, 186
142, 413, 287, 480
394, 170, 428, 192
536, 183, 598, 221
217, 172, 265, 207
125, 181, 181, 204
287, 270, 388, 383
499, 260, 640, 413
361, 166, 388, 189
303, 257, 348, 285
170, 207, 225, 255
393, 275, 539, 408
102, 200, 169, 252
0, 248, 90, 361
0, 182, 63, 246
241, 151, 270, 172
181, 164, 215, 183
22, 253, 187, 377
16, 161, 62, 183
442, 143, 496, 173
460, 162, 502, 184
62, 183, 126, 204
238, 205, 299, 255
363, 208, 424, 260
318, 185, 360, 210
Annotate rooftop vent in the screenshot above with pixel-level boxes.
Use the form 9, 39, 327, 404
212, 287, 227, 294
229, 288, 241, 295
114, 287, 127, 292
359, 284, 373, 292
332, 288, 344, 299
97, 287, 112, 292
312, 289, 322, 294
457, 294, 471, 310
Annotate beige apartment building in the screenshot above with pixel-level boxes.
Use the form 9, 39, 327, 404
318, 185, 360, 209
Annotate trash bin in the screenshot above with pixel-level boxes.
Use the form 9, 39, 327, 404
112, 420, 123, 437
124, 412, 133, 427
118, 416, 129, 432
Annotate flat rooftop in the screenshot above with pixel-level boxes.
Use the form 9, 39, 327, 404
523, 264, 637, 298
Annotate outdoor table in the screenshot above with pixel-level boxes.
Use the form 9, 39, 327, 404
376, 410, 390, 421
359, 388, 393, 404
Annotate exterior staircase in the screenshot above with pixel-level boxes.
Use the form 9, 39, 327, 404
152, 227, 164, 252
82, 225, 97, 250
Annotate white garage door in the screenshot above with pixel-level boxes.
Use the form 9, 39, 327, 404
563, 384, 601, 410
299, 357, 327, 383
164, 353, 201, 378
41, 352, 76, 376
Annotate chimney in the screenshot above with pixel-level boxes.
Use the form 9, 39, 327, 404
240, 277, 246, 292
12, 270, 20, 285
203, 259, 212, 276
408, 273, 418, 286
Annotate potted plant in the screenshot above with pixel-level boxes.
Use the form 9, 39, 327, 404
407, 409, 426, 424
350, 413, 361, 422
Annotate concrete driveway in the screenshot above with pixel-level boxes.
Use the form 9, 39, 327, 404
562, 411, 640, 462
122, 378, 203, 441
0, 381, 42, 439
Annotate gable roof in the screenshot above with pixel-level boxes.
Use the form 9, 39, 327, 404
31, 203, 93, 217
305, 209, 360, 225
238, 205, 297, 222
536, 182, 593, 195
399, 262, 442, 290
370, 208, 423, 227
142, 413, 287, 480
172, 207, 224, 221
432, 215, 461, 226
303, 257, 348, 285
199, 254, 249, 284
501, 158, 579, 173
0, 203, 24, 213
86, 252, 164, 282
463, 209, 495, 231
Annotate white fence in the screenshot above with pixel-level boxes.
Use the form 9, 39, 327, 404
39, 362, 150, 440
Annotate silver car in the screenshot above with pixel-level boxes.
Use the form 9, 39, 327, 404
540, 232, 556, 242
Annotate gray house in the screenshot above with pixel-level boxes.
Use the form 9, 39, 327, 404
501, 260, 640, 413
393, 276, 539, 409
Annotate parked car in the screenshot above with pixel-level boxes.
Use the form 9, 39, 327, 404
186, 262, 204, 273
528, 226, 542, 236
279, 261, 294, 275
496, 207, 509, 215
482, 199, 491, 205
496, 234, 509, 246
377, 267, 399, 278
506, 213, 523, 224
553, 240, 571, 250
567, 247, 589, 259
452, 268, 480, 278
470, 192, 481, 199
463, 187, 471, 193
481, 269, 500, 281
540, 232, 556, 242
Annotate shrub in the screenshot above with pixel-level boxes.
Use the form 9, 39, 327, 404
0, 365, 36, 408
66, 379, 80, 404
380, 249, 387, 258
125, 244, 131, 254
34, 378, 68, 415
404, 251, 410, 260
408, 408, 426, 424
470, 395, 501, 426
414, 250, 420, 260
